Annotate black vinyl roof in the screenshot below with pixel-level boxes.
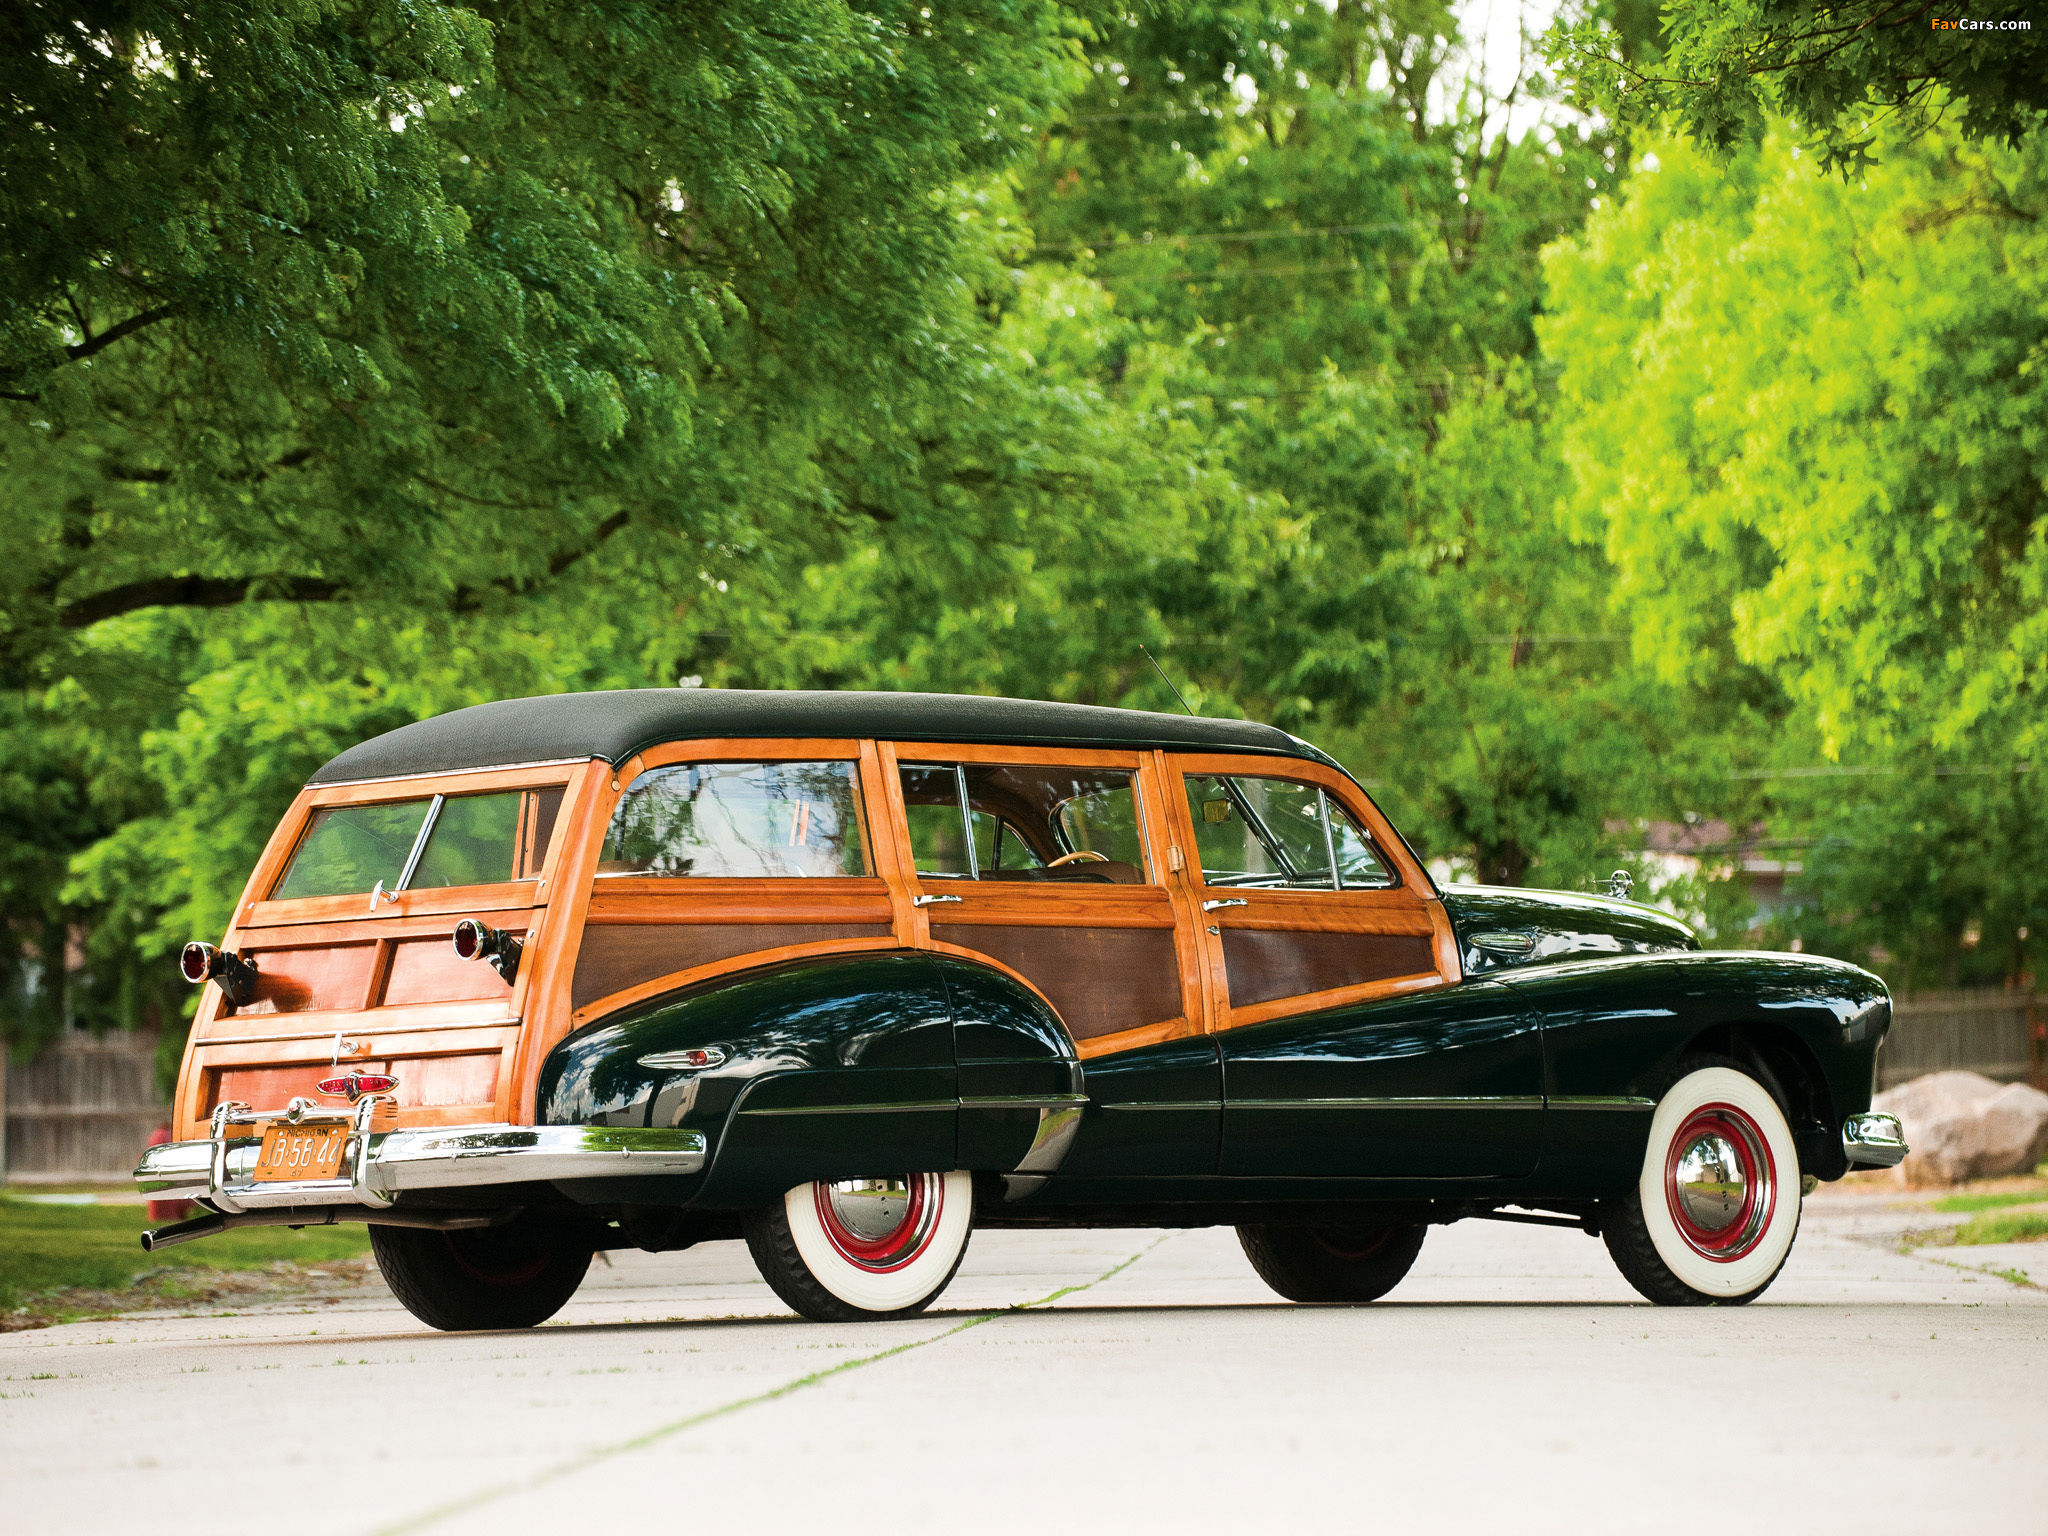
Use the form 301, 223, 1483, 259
307, 689, 1316, 786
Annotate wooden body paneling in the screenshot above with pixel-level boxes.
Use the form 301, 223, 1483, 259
171, 729, 1465, 1140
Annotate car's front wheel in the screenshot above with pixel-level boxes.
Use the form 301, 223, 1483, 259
1237, 1221, 1427, 1303
744, 1172, 974, 1322
370, 1215, 593, 1331
1603, 1056, 1802, 1306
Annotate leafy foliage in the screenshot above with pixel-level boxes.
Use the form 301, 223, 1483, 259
1542, 119, 2048, 984
1546, 0, 2048, 175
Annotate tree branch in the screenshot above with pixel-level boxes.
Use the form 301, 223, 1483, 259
58, 573, 346, 629
64, 304, 179, 365
54, 511, 631, 629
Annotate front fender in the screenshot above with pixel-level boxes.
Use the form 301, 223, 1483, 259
1501, 950, 1890, 1189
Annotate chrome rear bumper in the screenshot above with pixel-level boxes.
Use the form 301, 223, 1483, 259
1842, 1111, 1908, 1169
136, 1100, 706, 1212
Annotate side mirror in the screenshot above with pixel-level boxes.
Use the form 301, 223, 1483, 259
179, 942, 260, 1007
452, 919, 523, 985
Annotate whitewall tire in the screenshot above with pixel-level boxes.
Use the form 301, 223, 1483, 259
744, 1171, 974, 1322
1604, 1060, 1802, 1305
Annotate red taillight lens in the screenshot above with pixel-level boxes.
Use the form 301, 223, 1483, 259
679, 1050, 715, 1067
316, 1072, 399, 1100
180, 942, 216, 984
452, 918, 484, 960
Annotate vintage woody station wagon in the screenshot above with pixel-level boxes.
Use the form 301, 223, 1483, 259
137, 690, 1908, 1328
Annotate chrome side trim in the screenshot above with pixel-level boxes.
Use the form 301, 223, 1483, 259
742, 1094, 1089, 1117
136, 1123, 707, 1208
1842, 1110, 1908, 1168
1230, 1096, 1545, 1111
1102, 1100, 1222, 1112
736, 1100, 959, 1117
1549, 1095, 1657, 1112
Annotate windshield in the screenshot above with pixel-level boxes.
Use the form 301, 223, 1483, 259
272, 786, 564, 899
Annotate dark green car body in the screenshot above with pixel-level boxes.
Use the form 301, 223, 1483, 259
538, 885, 1890, 1236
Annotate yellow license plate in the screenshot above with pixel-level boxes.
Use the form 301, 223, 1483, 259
253, 1123, 350, 1182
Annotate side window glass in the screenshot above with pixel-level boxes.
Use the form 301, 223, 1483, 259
1330, 804, 1395, 889
1184, 775, 1396, 891
1054, 780, 1146, 868
899, 764, 974, 878
970, 810, 1045, 874
1185, 775, 1329, 889
898, 763, 1149, 884
598, 762, 870, 878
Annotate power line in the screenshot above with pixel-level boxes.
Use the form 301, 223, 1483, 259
1027, 215, 1575, 254
1727, 764, 2033, 780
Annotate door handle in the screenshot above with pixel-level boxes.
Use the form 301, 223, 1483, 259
1201, 898, 1248, 912
913, 893, 964, 907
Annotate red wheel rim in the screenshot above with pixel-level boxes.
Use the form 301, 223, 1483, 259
1664, 1102, 1777, 1263
814, 1175, 944, 1273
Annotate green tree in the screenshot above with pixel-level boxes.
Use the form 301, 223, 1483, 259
1541, 120, 2048, 978
1547, 0, 2048, 174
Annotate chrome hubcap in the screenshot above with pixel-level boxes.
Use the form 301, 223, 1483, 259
814, 1174, 945, 1271
1663, 1103, 1777, 1263
826, 1178, 913, 1242
1672, 1133, 1745, 1232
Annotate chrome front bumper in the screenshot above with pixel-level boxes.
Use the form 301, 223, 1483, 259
1842, 1111, 1908, 1169
136, 1099, 707, 1212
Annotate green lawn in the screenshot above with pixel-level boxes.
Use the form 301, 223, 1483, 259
0, 1197, 371, 1312
1943, 1210, 2048, 1247
1931, 1186, 2048, 1215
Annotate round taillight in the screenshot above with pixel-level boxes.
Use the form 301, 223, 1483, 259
452, 919, 485, 961
180, 942, 216, 984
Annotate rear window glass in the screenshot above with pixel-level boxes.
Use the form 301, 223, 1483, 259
273, 801, 433, 900
272, 787, 564, 899
597, 761, 870, 878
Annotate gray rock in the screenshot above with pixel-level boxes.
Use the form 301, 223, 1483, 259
1872, 1070, 2048, 1186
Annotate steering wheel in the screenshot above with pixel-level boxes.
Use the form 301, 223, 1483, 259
1046, 850, 1109, 868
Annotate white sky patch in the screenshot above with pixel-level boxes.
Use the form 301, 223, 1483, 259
1449, 0, 1569, 142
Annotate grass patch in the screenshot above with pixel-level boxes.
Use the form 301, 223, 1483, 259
1944, 1211, 2048, 1247
0, 1197, 370, 1319
1931, 1189, 2048, 1215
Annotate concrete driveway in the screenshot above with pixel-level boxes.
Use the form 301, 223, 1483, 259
4, 1189, 2043, 1535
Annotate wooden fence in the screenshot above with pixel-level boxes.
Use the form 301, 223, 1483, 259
1882, 990, 2044, 1091
1, 1029, 168, 1183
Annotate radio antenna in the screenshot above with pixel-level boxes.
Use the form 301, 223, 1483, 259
1140, 645, 1197, 717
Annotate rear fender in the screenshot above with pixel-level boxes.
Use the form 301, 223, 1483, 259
535, 951, 1084, 1210
537, 951, 955, 1207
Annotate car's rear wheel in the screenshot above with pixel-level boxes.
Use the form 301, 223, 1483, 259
370, 1215, 593, 1331
1603, 1056, 1803, 1306
1237, 1221, 1427, 1303
745, 1172, 974, 1323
